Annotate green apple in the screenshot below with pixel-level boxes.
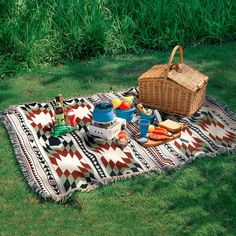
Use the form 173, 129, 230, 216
123, 96, 134, 105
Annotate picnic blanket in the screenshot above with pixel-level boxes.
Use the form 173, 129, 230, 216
1, 89, 236, 202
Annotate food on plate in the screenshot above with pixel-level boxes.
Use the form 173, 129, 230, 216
148, 124, 155, 133
159, 119, 182, 133
155, 127, 167, 131
153, 127, 172, 136
149, 133, 170, 141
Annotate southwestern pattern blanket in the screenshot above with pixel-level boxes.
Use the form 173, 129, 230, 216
0, 90, 236, 201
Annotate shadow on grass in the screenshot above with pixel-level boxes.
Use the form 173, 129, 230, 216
0, 81, 16, 110
127, 155, 236, 234
39, 55, 163, 89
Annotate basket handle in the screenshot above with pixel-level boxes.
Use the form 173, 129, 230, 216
164, 45, 183, 79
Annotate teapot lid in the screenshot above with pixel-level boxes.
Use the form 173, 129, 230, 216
95, 100, 113, 110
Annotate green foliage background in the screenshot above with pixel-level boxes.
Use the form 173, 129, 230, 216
0, 0, 235, 77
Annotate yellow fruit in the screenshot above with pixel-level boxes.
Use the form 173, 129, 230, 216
112, 97, 122, 108
123, 96, 134, 105
148, 125, 155, 133
146, 109, 153, 115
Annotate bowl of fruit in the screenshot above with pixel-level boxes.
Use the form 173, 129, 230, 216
112, 96, 135, 122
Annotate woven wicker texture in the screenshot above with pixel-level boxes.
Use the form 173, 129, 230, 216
138, 45, 209, 116
167, 64, 208, 92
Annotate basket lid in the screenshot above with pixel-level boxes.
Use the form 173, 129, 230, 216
139, 64, 167, 79
167, 63, 208, 92
139, 45, 209, 92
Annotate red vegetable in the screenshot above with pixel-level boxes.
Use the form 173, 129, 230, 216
149, 134, 170, 141
119, 101, 131, 110
153, 130, 167, 135
155, 127, 168, 132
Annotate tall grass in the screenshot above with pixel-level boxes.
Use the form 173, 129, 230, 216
0, 0, 235, 77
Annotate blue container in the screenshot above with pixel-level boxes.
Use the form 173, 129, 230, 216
138, 119, 150, 137
116, 107, 135, 121
140, 112, 155, 123
93, 101, 114, 123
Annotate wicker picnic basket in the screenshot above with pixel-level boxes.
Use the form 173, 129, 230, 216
138, 45, 209, 116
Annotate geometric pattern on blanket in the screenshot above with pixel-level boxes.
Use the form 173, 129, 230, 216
1, 89, 236, 201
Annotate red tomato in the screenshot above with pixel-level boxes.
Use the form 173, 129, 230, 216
119, 101, 131, 110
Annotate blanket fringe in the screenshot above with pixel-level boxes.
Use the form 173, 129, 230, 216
0, 112, 49, 200
48, 184, 98, 203
186, 146, 236, 164
206, 95, 236, 122
91, 167, 162, 186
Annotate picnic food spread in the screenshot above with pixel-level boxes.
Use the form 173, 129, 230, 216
48, 45, 211, 148
51, 45, 211, 146
50, 92, 187, 148
158, 119, 182, 133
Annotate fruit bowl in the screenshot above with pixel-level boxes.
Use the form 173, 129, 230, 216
115, 107, 136, 121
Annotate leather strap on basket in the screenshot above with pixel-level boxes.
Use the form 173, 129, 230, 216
164, 45, 183, 79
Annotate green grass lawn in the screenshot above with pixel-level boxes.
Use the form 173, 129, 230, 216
0, 42, 236, 236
